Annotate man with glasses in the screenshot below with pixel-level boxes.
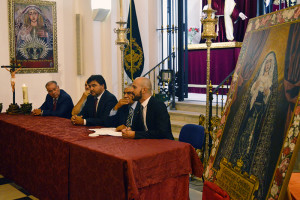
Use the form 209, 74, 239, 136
32, 81, 74, 119
108, 85, 140, 131
121, 77, 174, 140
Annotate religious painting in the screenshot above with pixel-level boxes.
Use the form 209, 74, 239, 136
204, 5, 300, 200
8, 0, 57, 73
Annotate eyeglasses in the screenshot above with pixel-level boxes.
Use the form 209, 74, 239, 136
123, 92, 133, 95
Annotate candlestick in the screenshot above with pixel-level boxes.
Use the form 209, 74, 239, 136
22, 84, 29, 104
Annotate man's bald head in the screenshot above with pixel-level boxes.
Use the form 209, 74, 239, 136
134, 77, 152, 94
132, 77, 152, 102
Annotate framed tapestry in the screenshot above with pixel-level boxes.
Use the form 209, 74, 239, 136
204, 5, 300, 200
8, 0, 57, 73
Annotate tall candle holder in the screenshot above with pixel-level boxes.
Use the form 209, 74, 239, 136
6, 103, 21, 114
114, 19, 129, 94
201, 5, 218, 169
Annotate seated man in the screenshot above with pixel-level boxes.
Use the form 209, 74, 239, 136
32, 81, 74, 119
121, 77, 174, 140
108, 85, 140, 131
71, 75, 117, 126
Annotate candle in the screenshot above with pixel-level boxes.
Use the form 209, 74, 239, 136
208, 0, 211, 8
22, 84, 29, 104
119, 0, 123, 18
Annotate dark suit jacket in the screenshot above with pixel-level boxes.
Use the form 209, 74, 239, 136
132, 96, 174, 140
40, 89, 74, 119
108, 102, 141, 127
79, 90, 118, 126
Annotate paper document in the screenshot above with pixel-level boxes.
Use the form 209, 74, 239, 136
89, 128, 122, 137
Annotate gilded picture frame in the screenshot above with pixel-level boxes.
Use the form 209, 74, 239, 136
8, 0, 57, 73
204, 5, 300, 200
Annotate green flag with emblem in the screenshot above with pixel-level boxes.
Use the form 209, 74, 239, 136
124, 0, 144, 80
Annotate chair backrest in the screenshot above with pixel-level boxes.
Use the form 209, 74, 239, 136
179, 124, 205, 149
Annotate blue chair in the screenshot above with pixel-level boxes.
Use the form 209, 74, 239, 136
179, 124, 205, 181
179, 124, 205, 149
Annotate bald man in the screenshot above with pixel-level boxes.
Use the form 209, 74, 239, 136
121, 77, 174, 140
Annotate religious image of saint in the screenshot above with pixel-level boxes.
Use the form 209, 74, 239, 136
17, 6, 48, 43
214, 51, 279, 199
15, 5, 53, 60
234, 52, 276, 164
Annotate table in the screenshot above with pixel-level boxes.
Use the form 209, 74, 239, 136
0, 114, 91, 200
0, 114, 203, 200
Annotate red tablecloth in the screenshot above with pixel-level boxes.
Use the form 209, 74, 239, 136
0, 114, 203, 200
202, 181, 230, 200
0, 114, 91, 200
70, 136, 203, 200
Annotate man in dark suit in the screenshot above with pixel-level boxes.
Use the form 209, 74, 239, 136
71, 75, 117, 126
32, 81, 74, 119
121, 77, 174, 140
108, 85, 140, 131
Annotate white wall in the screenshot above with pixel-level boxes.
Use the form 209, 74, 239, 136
0, 0, 158, 111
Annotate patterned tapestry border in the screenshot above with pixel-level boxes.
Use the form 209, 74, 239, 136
246, 5, 300, 33
267, 99, 300, 199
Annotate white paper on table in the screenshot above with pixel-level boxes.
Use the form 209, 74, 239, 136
89, 128, 122, 137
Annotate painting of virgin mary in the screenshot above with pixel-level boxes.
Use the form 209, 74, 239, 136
8, 0, 57, 73
214, 51, 280, 199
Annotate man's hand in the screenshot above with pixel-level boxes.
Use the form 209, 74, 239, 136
121, 127, 135, 139
83, 90, 90, 97
71, 115, 84, 125
116, 124, 126, 132
114, 99, 129, 111
32, 109, 42, 116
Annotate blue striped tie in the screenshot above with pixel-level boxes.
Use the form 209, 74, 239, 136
126, 107, 134, 127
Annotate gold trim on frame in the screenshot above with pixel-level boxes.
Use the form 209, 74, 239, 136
215, 158, 259, 200
188, 42, 243, 50
8, 0, 58, 73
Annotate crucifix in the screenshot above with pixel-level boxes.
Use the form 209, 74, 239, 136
1, 60, 22, 105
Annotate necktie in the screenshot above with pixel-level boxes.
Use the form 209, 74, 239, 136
53, 98, 57, 111
140, 105, 147, 131
94, 97, 98, 117
126, 107, 134, 127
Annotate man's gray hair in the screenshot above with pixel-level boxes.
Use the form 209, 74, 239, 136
45, 81, 58, 88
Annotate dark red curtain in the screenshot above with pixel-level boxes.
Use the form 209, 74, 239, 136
188, 48, 240, 93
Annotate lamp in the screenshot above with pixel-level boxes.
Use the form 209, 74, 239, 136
160, 69, 173, 82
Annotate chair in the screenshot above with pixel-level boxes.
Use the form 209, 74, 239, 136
179, 124, 205, 183
179, 124, 205, 150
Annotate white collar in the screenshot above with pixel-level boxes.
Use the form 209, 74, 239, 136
141, 96, 151, 108
130, 101, 138, 109
96, 90, 105, 101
